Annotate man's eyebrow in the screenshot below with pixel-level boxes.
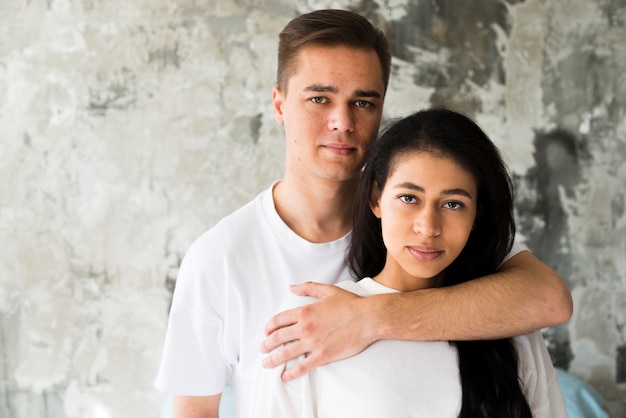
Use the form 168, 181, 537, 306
354, 89, 382, 98
394, 182, 474, 199
303, 84, 382, 98
304, 84, 337, 93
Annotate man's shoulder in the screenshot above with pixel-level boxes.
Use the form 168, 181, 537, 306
174, 187, 273, 284
196, 188, 270, 244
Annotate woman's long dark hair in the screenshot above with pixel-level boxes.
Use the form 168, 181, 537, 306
348, 108, 532, 417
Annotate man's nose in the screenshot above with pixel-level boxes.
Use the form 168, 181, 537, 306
328, 105, 355, 133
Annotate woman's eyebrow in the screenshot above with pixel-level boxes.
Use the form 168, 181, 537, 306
394, 182, 473, 199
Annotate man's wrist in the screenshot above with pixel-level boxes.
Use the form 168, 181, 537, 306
361, 293, 391, 343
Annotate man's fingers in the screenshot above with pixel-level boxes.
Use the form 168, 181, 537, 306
261, 284, 367, 379
264, 307, 298, 337
265, 345, 321, 381
261, 323, 295, 354
262, 339, 306, 369
280, 355, 316, 381
264, 292, 322, 336
289, 281, 338, 299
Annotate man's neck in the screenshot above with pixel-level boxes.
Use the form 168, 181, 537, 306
273, 175, 359, 243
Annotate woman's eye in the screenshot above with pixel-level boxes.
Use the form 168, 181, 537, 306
400, 195, 416, 203
444, 201, 463, 210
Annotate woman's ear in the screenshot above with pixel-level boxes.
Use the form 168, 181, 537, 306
369, 182, 382, 219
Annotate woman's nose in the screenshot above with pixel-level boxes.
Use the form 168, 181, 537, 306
413, 207, 442, 237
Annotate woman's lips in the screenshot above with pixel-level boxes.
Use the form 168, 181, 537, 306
407, 246, 443, 261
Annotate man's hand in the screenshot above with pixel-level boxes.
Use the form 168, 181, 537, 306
260, 282, 377, 382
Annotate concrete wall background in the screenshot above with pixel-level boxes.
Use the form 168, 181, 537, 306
0, 0, 624, 416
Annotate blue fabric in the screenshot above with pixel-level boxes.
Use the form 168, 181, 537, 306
556, 368, 609, 418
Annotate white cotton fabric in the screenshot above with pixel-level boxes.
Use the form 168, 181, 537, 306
155, 184, 353, 418
155, 183, 528, 417
251, 278, 568, 418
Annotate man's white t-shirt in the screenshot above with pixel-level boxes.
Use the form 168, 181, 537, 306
251, 278, 568, 418
155, 184, 526, 417
155, 185, 353, 417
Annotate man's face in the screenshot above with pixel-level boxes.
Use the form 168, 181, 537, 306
272, 44, 385, 183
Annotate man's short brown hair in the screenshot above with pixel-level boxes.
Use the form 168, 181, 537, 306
276, 9, 391, 94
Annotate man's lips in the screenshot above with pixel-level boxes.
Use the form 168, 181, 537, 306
407, 246, 443, 261
323, 144, 357, 156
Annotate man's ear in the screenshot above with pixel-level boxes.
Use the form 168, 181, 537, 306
272, 86, 285, 124
369, 182, 382, 219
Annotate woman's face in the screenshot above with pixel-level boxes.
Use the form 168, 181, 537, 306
370, 151, 478, 292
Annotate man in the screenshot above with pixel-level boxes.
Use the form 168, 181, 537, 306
155, 9, 572, 417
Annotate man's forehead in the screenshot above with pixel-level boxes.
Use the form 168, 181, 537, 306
289, 45, 385, 95
296, 43, 380, 66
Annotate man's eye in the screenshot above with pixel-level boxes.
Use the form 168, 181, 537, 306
311, 97, 326, 104
354, 100, 371, 108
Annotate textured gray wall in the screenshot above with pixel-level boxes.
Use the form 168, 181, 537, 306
1, 0, 624, 417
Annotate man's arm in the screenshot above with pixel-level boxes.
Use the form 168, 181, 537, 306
173, 395, 221, 418
261, 250, 572, 381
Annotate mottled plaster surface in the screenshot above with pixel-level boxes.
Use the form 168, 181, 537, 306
1, 0, 624, 417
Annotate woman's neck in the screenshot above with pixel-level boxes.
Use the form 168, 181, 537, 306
373, 264, 444, 292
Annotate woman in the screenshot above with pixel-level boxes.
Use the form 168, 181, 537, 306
252, 108, 567, 417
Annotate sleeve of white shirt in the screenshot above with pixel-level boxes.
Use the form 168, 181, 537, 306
500, 237, 528, 266
514, 331, 568, 417
154, 237, 232, 396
